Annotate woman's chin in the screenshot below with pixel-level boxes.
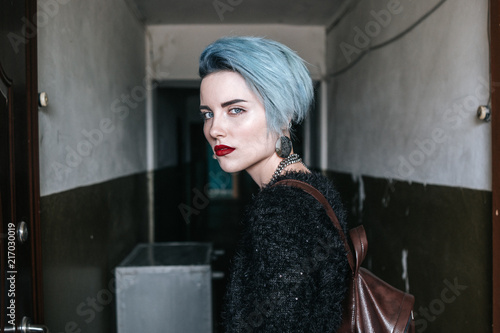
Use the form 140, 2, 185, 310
217, 162, 244, 174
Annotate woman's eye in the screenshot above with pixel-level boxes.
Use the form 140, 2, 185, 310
200, 112, 213, 120
229, 108, 244, 115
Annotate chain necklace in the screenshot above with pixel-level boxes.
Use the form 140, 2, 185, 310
270, 153, 302, 184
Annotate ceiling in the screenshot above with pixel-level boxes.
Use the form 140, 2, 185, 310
126, 0, 345, 25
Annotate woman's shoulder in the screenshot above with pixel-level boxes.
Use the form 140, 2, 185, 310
266, 171, 344, 213
246, 170, 346, 230
269, 170, 338, 194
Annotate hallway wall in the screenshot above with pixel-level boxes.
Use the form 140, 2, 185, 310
33, 1, 493, 331
146, 24, 326, 82
326, 0, 491, 332
38, 0, 148, 196
37, 0, 148, 332
326, 0, 490, 190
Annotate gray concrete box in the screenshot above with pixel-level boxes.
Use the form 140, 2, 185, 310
115, 242, 213, 333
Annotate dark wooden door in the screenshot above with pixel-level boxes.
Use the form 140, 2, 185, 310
0, 0, 45, 332
491, 1, 500, 331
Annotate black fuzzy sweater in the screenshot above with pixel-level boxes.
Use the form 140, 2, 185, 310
223, 171, 350, 332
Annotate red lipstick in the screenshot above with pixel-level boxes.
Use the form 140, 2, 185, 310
214, 145, 235, 156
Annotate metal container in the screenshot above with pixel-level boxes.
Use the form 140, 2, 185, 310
115, 242, 213, 333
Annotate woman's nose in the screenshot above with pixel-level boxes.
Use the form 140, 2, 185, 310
209, 115, 226, 139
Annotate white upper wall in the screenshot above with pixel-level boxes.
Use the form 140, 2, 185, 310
38, 0, 488, 194
326, 0, 490, 190
38, 0, 147, 196
146, 24, 326, 81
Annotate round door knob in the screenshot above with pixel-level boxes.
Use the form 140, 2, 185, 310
38, 92, 49, 107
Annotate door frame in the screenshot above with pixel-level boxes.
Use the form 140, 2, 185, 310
490, 0, 500, 331
1, 0, 44, 328
26, 0, 44, 323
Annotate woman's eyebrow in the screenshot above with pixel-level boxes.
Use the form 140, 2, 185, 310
200, 99, 248, 111
221, 99, 247, 108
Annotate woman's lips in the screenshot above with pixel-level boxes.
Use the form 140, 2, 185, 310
214, 145, 235, 156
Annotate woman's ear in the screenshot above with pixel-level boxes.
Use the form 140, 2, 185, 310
275, 135, 293, 158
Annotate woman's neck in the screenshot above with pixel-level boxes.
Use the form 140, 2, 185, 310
246, 152, 311, 188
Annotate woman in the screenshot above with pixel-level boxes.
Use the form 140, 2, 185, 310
199, 36, 349, 332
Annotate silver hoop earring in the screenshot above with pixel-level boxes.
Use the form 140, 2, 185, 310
275, 136, 292, 158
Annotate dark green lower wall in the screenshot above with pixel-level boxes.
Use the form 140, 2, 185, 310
40, 173, 149, 333
40, 169, 492, 333
327, 171, 492, 333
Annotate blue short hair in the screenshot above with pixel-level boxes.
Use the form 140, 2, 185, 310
199, 36, 313, 136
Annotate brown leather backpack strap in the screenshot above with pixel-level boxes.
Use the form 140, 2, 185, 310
273, 179, 355, 271
349, 225, 368, 274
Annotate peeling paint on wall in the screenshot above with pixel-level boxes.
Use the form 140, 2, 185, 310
402, 248, 410, 293
351, 174, 366, 223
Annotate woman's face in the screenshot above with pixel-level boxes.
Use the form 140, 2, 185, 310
200, 71, 278, 176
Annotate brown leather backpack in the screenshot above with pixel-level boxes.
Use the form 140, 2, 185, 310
274, 179, 415, 333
